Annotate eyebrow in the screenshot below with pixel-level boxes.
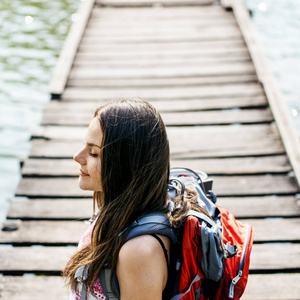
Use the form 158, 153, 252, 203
87, 143, 101, 149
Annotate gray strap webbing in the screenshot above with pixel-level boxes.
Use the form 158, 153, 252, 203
99, 268, 119, 300
170, 274, 201, 300
131, 213, 170, 227
186, 210, 215, 227
74, 265, 89, 300
124, 212, 177, 243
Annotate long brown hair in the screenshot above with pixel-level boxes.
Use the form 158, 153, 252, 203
63, 98, 170, 292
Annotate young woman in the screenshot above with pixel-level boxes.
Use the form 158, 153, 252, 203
63, 99, 172, 300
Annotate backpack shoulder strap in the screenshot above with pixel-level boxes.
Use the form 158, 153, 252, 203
100, 212, 177, 300
124, 212, 177, 244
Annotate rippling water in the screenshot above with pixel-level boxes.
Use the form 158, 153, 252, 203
0, 0, 78, 224
245, 0, 300, 131
0, 0, 299, 225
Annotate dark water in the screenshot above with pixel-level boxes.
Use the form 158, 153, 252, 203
0, 0, 299, 224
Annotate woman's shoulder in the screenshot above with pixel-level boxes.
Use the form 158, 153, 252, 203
119, 234, 170, 263
116, 235, 170, 299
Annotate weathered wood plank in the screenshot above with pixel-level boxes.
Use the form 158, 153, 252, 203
232, 0, 300, 189
21, 155, 290, 177
29, 124, 285, 158
7, 199, 93, 220
0, 221, 89, 245
75, 47, 249, 60
48, 0, 95, 98
95, 0, 217, 7
217, 196, 300, 218
15, 175, 298, 198
73, 55, 251, 67
80, 29, 242, 43
67, 74, 257, 88
7, 196, 300, 220
86, 19, 238, 32
0, 276, 69, 300
68, 63, 255, 79
41, 109, 273, 126
1, 244, 299, 272
84, 24, 240, 37
1, 273, 300, 300
243, 273, 300, 299
0, 246, 76, 272
78, 39, 247, 53
1, 218, 300, 244
31, 124, 278, 141
91, 5, 232, 18
61, 84, 262, 101
250, 243, 300, 271
46, 96, 267, 112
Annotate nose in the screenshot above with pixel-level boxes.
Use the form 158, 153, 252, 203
73, 147, 86, 165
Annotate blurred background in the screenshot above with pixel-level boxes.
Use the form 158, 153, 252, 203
0, 0, 299, 225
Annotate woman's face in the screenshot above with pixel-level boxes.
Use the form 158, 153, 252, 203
73, 117, 103, 191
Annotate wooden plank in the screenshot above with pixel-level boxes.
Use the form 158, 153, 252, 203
78, 39, 247, 53
0, 246, 76, 272
232, 0, 300, 189
1, 244, 299, 272
244, 273, 300, 300
41, 109, 273, 126
91, 5, 232, 18
84, 24, 239, 37
21, 155, 290, 177
7, 199, 93, 220
86, 18, 237, 30
0, 221, 89, 245
172, 155, 290, 175
29, 124, 285, 158
67, 74, 257, 88
1, 218, 300, 245
7, 196, 300, 220
30, 124, 281, 146
61, 84, 262, 101
48, 0, 95, 98
246, 218, 300, 243
1, 273, 300, 300
15, 175, 298, 198
45, 95, 267, 112
250, 243, 300, 271
79, 29, 242, 43
75, 47, 249, 60
95, 0, 217, 7
217, 196, 300, 218
0, 276, 69, 300
73, 55, 252, 67
68, 63, 255, 79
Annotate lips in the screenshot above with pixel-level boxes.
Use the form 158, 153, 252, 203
79, 169, 89, 176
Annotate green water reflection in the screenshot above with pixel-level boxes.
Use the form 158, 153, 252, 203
0, 0, 79, 224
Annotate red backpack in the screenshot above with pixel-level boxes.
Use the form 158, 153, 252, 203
75, 168, 254, 300
167, 168, 254, 300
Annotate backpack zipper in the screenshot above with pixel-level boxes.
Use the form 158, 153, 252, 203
228, 223, 251, 298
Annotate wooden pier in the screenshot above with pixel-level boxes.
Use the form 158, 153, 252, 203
1, 0, 300, 298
